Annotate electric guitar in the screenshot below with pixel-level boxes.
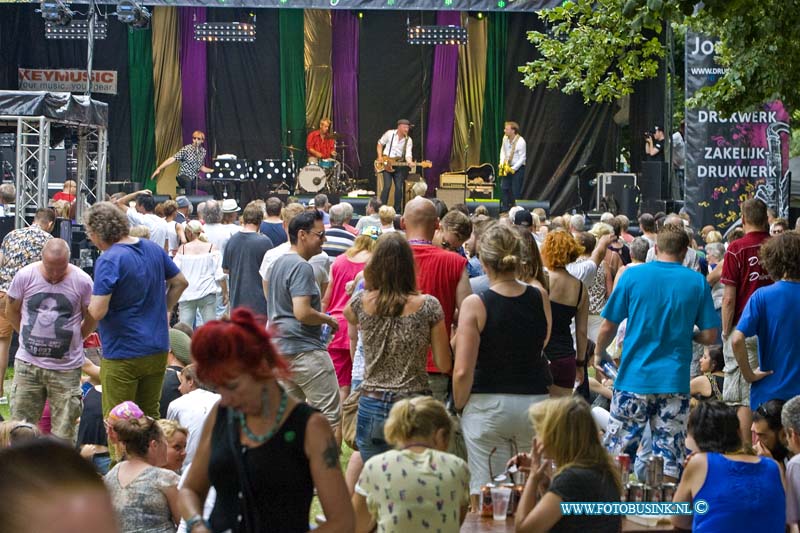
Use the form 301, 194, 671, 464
374, 157, 433, 174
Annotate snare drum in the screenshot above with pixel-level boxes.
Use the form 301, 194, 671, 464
297, 165, 327, 192
319, 158, 336, 170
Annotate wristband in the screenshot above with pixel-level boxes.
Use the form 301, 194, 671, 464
186, 515, 210, 532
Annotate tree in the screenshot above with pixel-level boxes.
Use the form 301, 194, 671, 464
519, 0, 800, 116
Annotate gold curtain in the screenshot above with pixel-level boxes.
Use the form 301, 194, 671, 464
152, 7, 183, 196
450, 14, 488, 171
304, 9, 333, 132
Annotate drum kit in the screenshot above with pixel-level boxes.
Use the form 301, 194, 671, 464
287, 132, 355, 194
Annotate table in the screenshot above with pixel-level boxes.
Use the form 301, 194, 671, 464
460, 512, 677, 532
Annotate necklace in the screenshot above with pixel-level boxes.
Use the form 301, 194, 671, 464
408, 239, 433, 245
237, 387, 288, 444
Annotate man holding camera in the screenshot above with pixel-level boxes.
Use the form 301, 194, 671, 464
644, 126, 665, 161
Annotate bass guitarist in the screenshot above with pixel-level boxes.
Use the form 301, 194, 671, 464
376, 119, 414, 209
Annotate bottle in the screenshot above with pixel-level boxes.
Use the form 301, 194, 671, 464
320, 314, 333, 345
600, 360, 619, 380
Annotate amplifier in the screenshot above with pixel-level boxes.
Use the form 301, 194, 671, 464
436, 188, 466, 207
439, 172, 467, 189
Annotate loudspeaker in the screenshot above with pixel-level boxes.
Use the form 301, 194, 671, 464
640, 199, 667, 215
640, 161, 668, 201
436, 188, 466, 208
466, 199, 501, 218
515, 200, 551, 217
339, 196, 371, 216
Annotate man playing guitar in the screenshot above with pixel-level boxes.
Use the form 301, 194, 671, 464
376, 119, 416, 209
306, 118, 336, 163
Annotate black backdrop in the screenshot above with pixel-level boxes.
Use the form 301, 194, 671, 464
0, 4, 131, 181
358, 10, 435, 189
504, 12, 617, 214
206, 8, 281, 162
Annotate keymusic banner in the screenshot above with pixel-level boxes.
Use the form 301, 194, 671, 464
18, 68, 118, 95
684, 32, 790, 231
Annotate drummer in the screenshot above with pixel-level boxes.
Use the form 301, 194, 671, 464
306, 118, 336, 164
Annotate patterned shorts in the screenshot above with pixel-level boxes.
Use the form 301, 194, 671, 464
722, 334, 759, 407
603, 389, 690, 479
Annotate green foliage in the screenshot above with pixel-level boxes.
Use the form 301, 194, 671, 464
521, 0, 800, 115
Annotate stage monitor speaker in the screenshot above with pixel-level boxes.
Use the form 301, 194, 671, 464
340, 196, 371, 216
640, 199, 667, 216
466, 199, 500, 218
640, 161, 668, 201
515, 200, 551, 217
436, 188, 466, 208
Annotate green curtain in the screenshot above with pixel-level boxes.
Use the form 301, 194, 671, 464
479, 12, 507, 198
128, 27, 157, 190
280, 10, 307, 165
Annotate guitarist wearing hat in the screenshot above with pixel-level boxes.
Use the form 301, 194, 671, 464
376, 119, 431, 210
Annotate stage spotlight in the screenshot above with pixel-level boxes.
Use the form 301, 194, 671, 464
40, 0, 73, 26
194, 21, 256, 42
117, 0, 151, 29
407, 24, 467, 45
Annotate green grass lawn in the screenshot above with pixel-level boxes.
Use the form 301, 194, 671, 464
0, 367, 12, 420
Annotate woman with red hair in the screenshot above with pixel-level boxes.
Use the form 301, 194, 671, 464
177, 308, 354, 533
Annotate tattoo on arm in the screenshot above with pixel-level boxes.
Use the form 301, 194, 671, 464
322, 436, 339, 468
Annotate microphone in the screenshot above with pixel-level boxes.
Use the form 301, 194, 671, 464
469, 121, 474, 127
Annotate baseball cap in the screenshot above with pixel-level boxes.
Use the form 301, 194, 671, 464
360, 225, 382, 240
514, 210, 533, 227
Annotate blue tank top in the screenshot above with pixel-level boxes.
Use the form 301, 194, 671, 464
693, 452, 785, 533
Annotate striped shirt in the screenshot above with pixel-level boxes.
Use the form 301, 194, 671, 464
322, 226, 356, 257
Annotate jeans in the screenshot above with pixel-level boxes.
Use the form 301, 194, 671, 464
501, 165, 525, 210
380, 168, 409, 209
93, 453, 111, 475
178, 293, 216, 328
356, 392, 404, 462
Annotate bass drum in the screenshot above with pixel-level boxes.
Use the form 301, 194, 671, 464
297, 165, 327, 192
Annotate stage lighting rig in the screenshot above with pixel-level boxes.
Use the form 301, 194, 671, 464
407, 25, 468, 46
116, 0, 151, 29
40, 0, 74, 26
45, 19, 108, 39
194, 21, 256, 43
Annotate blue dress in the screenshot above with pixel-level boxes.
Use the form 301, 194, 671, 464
694, 452, 785, 532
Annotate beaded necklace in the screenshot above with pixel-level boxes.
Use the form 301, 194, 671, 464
237, 386, 288, 444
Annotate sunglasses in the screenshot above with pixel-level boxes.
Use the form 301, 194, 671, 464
307, 229, 325, 238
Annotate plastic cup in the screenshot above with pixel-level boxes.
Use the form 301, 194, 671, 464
490, 487, 512, 520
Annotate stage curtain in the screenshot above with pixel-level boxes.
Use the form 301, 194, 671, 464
424, 11, 461, 191
179, 7, 207, 149
280, 10, 307, 165
331, 11, 360, 181
304, 9, 332, 133
358, 11, 434, 187
504, 12, 616, 214
152, 7, 183, 196
450, 13, 487, 171
479, 12, 507, 199
129, 27, 158, 189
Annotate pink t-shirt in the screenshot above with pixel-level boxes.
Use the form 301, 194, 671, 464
7, 263, 93, 370
327, 255, 368, 351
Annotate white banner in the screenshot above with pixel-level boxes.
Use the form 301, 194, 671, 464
18, 68, 117, 95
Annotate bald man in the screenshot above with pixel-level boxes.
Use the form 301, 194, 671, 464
6, 238, 96, 441
402, 197, 472, 401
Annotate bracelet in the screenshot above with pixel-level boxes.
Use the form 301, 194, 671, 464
186, 515, 210, 532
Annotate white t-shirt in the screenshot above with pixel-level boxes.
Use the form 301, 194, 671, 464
203, 223, 238, 256
566, 259, 598, 286
260, 243, 330, 289
166, 388, 220, 467
127, 207, 169, 250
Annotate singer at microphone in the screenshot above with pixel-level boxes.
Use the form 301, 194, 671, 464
306, 118, 336, 162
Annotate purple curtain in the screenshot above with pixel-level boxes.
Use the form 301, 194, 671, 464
331, 11, 360, 176
424, 11, 461, 191
179, 7, 207, 148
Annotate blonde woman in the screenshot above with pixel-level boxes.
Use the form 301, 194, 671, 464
173, 221, 226, 328
511, 397, 622, 532
378, 205, 396, 233
352, 396, 469, 533
155, 419, 187, 474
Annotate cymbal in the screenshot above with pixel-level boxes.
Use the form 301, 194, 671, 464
281, 145, 304, 152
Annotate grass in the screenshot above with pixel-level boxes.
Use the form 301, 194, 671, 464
0, 367, 12, 420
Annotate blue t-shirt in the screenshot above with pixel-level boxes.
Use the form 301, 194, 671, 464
736, 280, 800, 409
259, 221, 287, 246
602, 261, 719, 394
92, 239, 180, 360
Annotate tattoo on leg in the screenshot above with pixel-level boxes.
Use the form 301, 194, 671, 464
322, 436, 339, 468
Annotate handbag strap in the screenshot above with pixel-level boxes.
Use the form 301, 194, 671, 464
226, 408, 260, 532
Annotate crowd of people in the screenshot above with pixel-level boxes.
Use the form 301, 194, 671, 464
0, 186, 799, 533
